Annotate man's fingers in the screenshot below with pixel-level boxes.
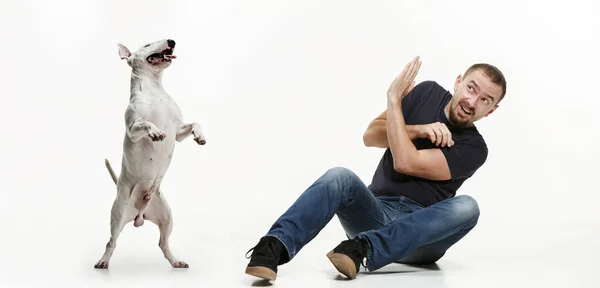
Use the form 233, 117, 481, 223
405, 57, 421, 86
406, 58, 418, 78
444, 129, 451, 147
440, 129, 447, 147
409, 56, 420, 74
389, 56, 421, 98
428, 130, 436, 144
441, 123, 453, 147
393, 62, 410, 87
434, 129, 443, 146
430, 122, 448, 147
400, 60, 412, 77
430, 123, 441, 146
401, 58, 420, 89
400, 57, 417, 79
424, 122, 454, 148
412, 59, 422, 79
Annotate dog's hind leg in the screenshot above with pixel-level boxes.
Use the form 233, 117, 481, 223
94, 198, 132, 269
147, 191, 188, 268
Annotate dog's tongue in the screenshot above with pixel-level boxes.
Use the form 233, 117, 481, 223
165, 55, 177, 59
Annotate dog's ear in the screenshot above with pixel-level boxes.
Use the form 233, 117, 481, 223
117, 43, 131, 60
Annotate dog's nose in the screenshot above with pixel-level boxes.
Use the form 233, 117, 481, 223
167, 39, 176, 48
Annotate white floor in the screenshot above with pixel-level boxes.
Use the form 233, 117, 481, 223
1, 212, 598, 288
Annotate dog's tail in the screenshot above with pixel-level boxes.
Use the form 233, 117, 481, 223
105, 158, 118, 185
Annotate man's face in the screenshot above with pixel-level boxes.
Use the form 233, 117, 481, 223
447, 69, 503, 127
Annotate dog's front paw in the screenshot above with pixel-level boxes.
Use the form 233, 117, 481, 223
148, 130, 166, 142
172, 261, 189, 268
192, 129, 206, 145
94, 260, 109, 269
194, 136, 206, 145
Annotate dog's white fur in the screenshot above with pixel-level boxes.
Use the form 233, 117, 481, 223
94, 39, 206, 269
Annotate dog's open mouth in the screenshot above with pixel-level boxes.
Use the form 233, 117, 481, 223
146, 48, 176, 64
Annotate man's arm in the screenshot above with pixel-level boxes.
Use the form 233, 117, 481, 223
385, 57, 452, 181
386, 97, 452, 181
363, 110, 421, 148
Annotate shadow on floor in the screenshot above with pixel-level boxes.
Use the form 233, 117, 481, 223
362, 263, 442, 275
250, 279, 273, 287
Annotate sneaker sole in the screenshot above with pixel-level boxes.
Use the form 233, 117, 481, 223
326, 250, 357, 279
245, 266, 277, 281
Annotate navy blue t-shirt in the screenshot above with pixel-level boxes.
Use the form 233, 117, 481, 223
368, 80, 488, 207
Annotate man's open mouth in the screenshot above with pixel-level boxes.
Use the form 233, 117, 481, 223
460, 105, 472, 115
146, 48, 176, 64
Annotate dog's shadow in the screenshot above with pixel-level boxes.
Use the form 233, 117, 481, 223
92, 259, 190, 277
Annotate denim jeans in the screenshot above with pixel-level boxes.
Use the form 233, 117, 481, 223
265, 167, 480, 271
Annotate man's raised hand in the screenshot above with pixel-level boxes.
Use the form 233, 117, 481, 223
387, 56, 422, 103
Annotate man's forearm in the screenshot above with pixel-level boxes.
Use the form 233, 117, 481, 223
364, 119, 422, 148
385, 98, 419, 170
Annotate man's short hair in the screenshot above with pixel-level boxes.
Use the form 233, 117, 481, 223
464, 63, 507, 103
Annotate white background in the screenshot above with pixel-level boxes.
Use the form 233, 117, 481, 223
1, 0, 599, 287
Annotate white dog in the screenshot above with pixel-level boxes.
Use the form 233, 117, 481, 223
94, 39, 206, 269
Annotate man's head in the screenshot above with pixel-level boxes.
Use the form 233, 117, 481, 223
117, 39, 177, 73
446, 63, 506, 127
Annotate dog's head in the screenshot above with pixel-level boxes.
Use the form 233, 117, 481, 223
117, 39, 177, 71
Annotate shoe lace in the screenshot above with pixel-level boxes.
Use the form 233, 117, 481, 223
244, 247, 254, 259
360, 257, 367, 270
353, 239, 369, 270
359, 243, 369, 269
245, 240, 275, 259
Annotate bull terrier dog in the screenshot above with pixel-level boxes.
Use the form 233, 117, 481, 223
94, 39, 206, 269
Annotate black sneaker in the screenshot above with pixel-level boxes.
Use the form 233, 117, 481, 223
326, 237, 369, 279
245, 236, 287, 281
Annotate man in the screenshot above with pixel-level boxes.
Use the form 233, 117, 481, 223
244, 56, 507, 280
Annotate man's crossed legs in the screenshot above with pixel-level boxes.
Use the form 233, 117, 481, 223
244, 167, 480, 280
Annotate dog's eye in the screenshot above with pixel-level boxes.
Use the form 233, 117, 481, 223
144, 44, 150, 48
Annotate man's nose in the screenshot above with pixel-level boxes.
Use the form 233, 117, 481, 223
466, 95, 478, 107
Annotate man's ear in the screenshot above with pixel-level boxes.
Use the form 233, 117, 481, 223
485, 104, 499, 117
453, 74, 462, 92
118, 43, 131, 60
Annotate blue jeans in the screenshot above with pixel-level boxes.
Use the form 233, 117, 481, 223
265, 167, 480, 271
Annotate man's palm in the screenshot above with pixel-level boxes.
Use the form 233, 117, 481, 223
388, 56, 422, 100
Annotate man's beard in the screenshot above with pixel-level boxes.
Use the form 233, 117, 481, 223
448, 100, 474, 127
